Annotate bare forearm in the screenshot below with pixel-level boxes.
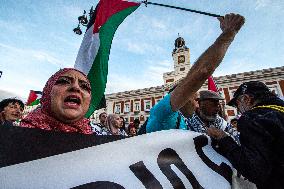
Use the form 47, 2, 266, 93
171, 31, 236, 111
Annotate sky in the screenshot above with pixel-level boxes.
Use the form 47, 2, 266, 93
0, 0, 283, 101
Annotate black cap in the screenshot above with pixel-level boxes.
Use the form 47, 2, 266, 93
227, 81, 270, 107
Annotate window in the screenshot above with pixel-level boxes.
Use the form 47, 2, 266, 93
268, 85, 281, 96
115, 104, 121, 114
125, 117, 129, 123
144, 100, 151, 111
134, 102, 140, 111
124, 103, 130, 113
218, 90, 225, 99
156, 99, 161, 104
166, 78, 174, 83
229, 89, 237, 99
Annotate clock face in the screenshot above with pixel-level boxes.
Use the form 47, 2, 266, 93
178, 55, 185, 64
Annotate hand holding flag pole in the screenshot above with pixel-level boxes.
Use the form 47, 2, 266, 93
142, 0, 223, 18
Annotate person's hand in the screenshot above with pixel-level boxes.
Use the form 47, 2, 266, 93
206, 127, 227, 140
218, 13, 245, 34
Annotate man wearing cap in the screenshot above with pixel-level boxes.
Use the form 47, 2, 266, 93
146, 13, 245, 133
187, 90, 230, 133
207, 81, 284, 189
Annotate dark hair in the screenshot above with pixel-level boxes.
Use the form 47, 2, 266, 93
133, 118, 140, 124
137, 118, 148, 135
99, 112, 107, 119
119, 116, 126, 130
0, 98, 24, 112
230, 118, 238, 124
128, 123, 136, 133
168, 84, 178, 93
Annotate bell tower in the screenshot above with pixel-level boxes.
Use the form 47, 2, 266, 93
172, 36, 191, 74
163, 36, 191, 86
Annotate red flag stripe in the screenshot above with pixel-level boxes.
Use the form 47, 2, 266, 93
208, 76, 218, 92
93, 0, 140, 33
26, 90, 37, 105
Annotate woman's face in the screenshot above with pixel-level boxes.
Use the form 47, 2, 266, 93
119, 117, 124, 126
2, 102, 23, 122
50, 70, 91, 123
129, 127, 136, 136
112, 115, 122, 128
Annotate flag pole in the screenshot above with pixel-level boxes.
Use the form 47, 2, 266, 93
142, 1, 223, 18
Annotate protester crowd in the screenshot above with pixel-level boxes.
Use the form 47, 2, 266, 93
1, 13, 283, 188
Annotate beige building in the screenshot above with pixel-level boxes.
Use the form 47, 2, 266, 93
23, 37, 284, 124
100, 37, 284, 125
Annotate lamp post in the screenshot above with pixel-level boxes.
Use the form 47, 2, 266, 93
73, 7, 95, 35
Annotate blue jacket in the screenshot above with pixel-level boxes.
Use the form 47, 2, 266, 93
146, 94, 187, 133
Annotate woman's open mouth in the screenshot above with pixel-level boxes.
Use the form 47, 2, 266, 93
64, 95, 81, 108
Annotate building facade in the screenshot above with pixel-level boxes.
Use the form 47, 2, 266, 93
23, 37, 284, 124
103, 37, 284, 125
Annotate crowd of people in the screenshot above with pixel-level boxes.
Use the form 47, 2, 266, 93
88, 111, 140, 136
0, 13, 283, 188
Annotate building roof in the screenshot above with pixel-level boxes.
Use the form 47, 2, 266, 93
106, 66, 284, 100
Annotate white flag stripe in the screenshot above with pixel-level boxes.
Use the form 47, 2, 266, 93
74, 25, 100, 75
36, 94, 42, 99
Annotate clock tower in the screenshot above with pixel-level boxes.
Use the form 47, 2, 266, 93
173, 36, 191, 74
163, 36, 191, 86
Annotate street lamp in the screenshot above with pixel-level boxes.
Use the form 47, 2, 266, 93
78, 10, 88, 25
73, 24, 82, 35
73, 7, 95, 35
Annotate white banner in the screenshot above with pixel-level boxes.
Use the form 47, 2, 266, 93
0, 130, 239, 189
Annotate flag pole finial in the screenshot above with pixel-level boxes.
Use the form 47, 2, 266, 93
142, 0, 148, 7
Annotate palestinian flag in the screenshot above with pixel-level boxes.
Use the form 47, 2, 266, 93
74, 0, 140, 117
208, 76, 219, 92
26, 90, 42, 106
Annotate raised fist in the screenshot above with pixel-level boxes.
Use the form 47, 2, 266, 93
218, 13, 245, 34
